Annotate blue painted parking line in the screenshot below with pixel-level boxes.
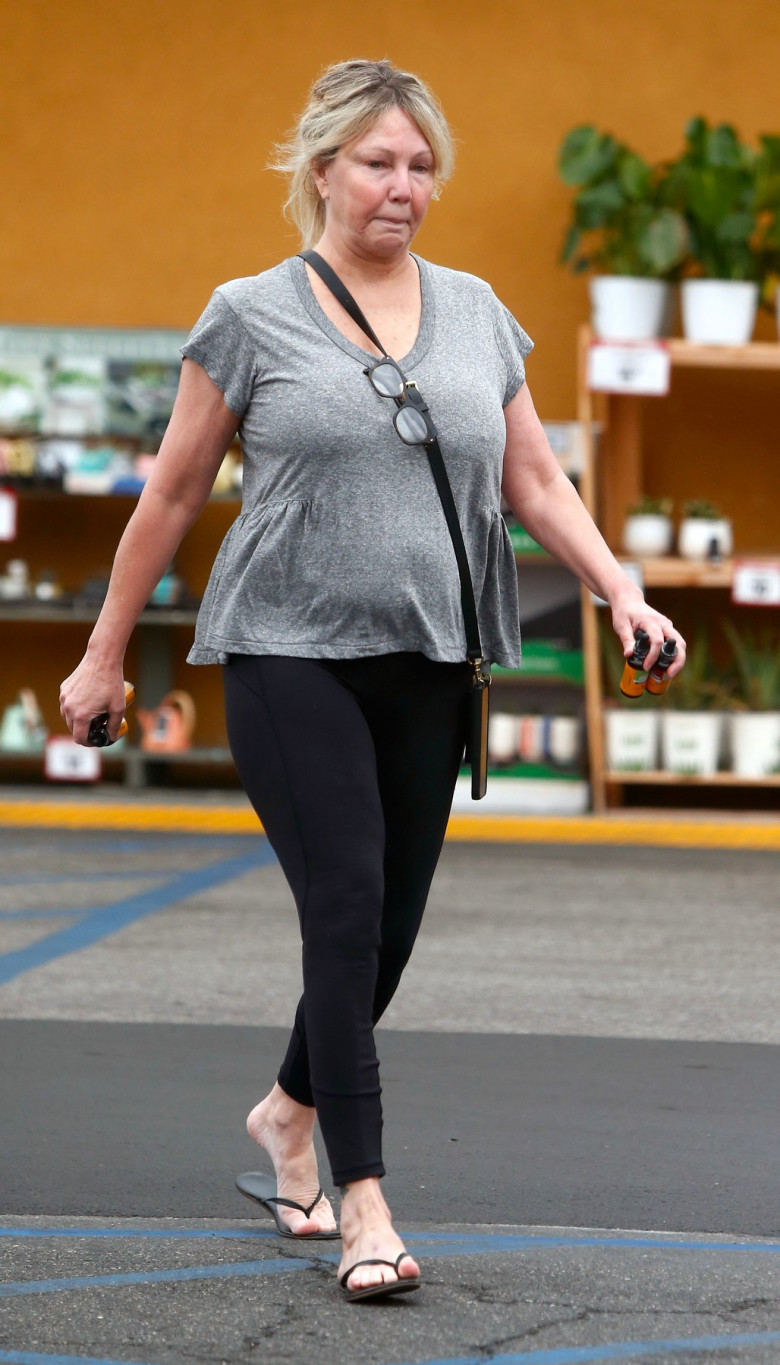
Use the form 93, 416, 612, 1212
3, 1332, 780, 1365
0, 1226, 275, 1241
0, 868, 204, 889
390, 1335, 780, 1364
2, 1226, 779, 1255
396, 1335, 780, 1364
0, 1257, 311, 1298
0, 1354, 149, 1365
0, 842, 276, 985
0, 835, 257, 857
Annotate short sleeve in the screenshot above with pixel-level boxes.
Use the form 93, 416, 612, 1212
492, 297, 534, 406
180, 289, 257, 418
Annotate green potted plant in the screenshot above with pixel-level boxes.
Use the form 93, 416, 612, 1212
660, 118, 780, 344
677, 498, 733, 561
600, 624, 659, 772
659, 630, 729, 776
622, 495, 674, 558
722, 621, 780, 775
558, 124, 688, 340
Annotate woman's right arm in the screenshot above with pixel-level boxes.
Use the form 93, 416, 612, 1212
59, 359, 240, 744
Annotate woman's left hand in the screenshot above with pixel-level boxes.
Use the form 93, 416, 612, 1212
609, 583, 686, 677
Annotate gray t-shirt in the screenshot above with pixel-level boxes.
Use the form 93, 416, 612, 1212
181, 254, 533, 668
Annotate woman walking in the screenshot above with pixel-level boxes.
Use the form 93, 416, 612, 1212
60, 58, 685, 1302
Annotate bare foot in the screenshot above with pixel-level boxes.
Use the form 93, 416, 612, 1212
246, 1083, 337, 1236
338, 1178, 420, 1295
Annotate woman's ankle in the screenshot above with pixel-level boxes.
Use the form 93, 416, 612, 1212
340, 1177, 390, 1222
247, 1084, 316, 1145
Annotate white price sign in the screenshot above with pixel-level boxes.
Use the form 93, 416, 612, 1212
587, 342, 671, 396
731, 560, 780, 607
44, 736, 102, 783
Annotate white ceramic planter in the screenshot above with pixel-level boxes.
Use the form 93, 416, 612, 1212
681, 279, 759, 345
604, 709, 659, 772
678, 517, 733, 561
589, 277, 671, 341
661, 710, 722, 776
730, 711, 780, 777
547, 715, 581, 766
488, 712, 519, 765
622, 514, 674, 558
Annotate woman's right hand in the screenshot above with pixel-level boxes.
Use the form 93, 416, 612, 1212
59, 654, 128, 747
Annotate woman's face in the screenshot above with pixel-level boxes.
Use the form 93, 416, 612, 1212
313, 107, 436, 259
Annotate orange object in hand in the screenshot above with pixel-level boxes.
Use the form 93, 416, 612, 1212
619, 630, 651, 698
87, 681, 135, 747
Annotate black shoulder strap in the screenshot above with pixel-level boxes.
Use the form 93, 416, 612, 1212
300, 249, 385, 355
299, 250, 484, 667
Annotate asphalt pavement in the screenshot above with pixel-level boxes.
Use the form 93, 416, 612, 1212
1, 826, 779, 1365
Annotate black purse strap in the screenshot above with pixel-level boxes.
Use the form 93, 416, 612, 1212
299, 249, 485, 670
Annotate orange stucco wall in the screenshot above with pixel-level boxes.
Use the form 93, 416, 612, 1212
4, 0, 780, 416
3, 0, 779, 748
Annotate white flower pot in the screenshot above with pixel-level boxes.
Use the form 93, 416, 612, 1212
622, 514, 674, 558
678, 517, 733, 561
661, 710, 722, 776
547, 715, 581, 766
604, 709, 659, 772
488, 712, 519, 765
589, 276, 672, 341
681, 279, 758, 345
730, 712, 780, 777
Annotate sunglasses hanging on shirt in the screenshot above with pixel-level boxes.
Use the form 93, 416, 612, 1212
299, 249, 491, 800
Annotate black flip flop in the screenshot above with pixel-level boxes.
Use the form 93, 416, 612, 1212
340, 1252, 420, 1303
235, 1171, 340, 1240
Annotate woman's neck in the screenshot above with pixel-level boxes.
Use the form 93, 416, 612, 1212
311, 234, 417, 291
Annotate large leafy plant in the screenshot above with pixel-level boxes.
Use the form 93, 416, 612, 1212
558, 125, 689, 278
722, 621, 780, 711
661, 118, 780, 296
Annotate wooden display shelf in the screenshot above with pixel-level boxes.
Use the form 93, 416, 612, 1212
620, 554, 780, 589
577, 326, 780, 813
619, 556, 732, 588
606, 770, 780, 787
0, 745, 235, 790
664, 339, 780, 371
0, 605, 200, 625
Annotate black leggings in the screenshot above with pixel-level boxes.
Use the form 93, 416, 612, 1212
222, 652, 470, 1186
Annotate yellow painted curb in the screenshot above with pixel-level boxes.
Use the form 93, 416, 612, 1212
0, 800, 777, 850
0, 801, 259, 835
446, 813, 780, 851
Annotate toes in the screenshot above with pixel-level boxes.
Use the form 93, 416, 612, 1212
281, 1211, 319, 1236
397, 1253, 419, 1280
311, 1196, 337, 1234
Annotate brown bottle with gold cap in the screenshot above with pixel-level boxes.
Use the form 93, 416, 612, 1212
619, 629, 651, 698
646, 638, 677, 696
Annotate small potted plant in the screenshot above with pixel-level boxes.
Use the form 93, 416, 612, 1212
722, 621, 780, 776
661, 118, 780, 344
660, 630, 728, 777
558, 124, 688, 340
622, 495, 674, 558
600, 625, 660, 772
678, 499, 733, 561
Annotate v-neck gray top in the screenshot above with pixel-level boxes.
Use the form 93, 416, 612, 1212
181, 254, 532, 667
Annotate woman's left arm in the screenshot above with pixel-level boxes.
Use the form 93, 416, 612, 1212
501, 383, 686, 676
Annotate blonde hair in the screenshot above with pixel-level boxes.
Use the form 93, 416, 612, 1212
271, 59, 455, 248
